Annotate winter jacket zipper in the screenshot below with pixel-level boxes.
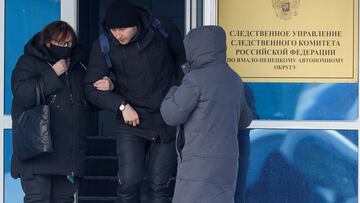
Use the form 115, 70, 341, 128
176, 125, 185, 162
65, 71, 74, 105
65, 66, 75, 180
47, 61, 76, 178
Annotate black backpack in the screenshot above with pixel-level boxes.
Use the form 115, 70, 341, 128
99, 17, 169, 68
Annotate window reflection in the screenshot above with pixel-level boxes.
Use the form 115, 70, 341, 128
249, 83, 358, 120
247, 129, 358, 203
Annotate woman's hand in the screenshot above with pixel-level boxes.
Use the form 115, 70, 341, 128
52, 59, 69, 76
93, 76, 114, 91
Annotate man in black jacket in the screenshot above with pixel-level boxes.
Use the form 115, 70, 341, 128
84, 1, 186, 202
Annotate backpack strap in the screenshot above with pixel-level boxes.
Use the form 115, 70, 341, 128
151, 17, 169, 39
99, 33, 112, 68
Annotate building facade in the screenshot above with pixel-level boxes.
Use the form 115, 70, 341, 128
0, 0, 359, 202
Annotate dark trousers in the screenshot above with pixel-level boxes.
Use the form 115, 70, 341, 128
116, 132, 177, 203
235, 130, 251, 203
20, 175, 77, 203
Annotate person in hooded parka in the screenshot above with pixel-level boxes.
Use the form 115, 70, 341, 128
11, 21, 112, 203
160, 26, 253, 203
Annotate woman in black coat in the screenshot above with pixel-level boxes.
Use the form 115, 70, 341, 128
10, 21, 111, 203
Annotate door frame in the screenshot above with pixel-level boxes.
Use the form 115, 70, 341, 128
0, 0, 5, 201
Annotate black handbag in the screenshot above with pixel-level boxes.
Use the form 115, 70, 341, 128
13, 80, 52, 161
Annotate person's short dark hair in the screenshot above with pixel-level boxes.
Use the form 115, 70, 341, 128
39, 21, 77, 46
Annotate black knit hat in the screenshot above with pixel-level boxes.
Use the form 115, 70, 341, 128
104, 0, 138, 29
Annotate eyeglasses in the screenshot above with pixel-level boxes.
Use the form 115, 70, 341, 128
51, 39, 74, 47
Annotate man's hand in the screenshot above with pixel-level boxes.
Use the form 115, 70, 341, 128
93, 76, 114, 91
122, 104, 140, 127
52, 59, 69, 76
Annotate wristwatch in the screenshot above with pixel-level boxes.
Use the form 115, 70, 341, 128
119, 101, 128, 111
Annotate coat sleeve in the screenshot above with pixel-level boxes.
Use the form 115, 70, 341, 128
84, 40, 125, 112
160, 73, 200, 126
239, 83, 253, 129
11, 55, 62, 108
243, 83, 259, 119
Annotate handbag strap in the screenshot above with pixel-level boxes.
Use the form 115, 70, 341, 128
35, 79, 46, 105
35, 81, 41, 105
